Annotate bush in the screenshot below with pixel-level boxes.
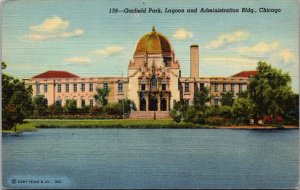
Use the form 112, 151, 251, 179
47, 104, 63, 115
219, 106, 232, 118
104, 103, 122, 115
183, 106, 196, 123
205, 116, 228, 126
204, 106, 220, 117
170, 109, 181, 123
232, 98, 254, 124
275, 116, 283, 123
90, 106, 104, 115
193, 111, 205, 124
263, 116, 273, 124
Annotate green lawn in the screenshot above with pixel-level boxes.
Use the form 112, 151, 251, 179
22, 119, 211, 129
2, 123, 38, 133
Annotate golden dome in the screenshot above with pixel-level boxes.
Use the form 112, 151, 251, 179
134, 26, 172, 55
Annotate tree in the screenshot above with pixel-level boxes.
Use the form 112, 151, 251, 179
193, 87, 210, 111
170, 100, 187, 123
63, 99, 78, 114
94, 87, 110, 107
220, 92, 234, 106
2, 62, 33, 130
33, 95, 48, 116
232, 98, 255, 124
249, 62, 294, 117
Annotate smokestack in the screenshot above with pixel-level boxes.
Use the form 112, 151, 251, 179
190, 45, 199, 79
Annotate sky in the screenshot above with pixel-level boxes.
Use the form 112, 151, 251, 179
2, 0, 299, 92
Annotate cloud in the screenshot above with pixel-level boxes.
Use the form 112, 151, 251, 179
172, 29, 193, 40
277, 49, 297, 63
93, 46, 125, 58
22, 16, 83, 41
238, 41, 280, 59
64, 57, 91, 63
205, 30, 249, 49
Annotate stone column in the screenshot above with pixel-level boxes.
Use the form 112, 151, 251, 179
157, 95, 161, 111
146, 94, 149, 111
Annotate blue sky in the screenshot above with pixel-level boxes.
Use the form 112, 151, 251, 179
2, 0, 299, 92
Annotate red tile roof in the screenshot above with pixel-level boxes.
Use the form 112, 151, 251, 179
231, 71, 257, 78
32, 71, 80, 79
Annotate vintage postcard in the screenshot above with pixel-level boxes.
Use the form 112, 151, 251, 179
2, 0, 299, 189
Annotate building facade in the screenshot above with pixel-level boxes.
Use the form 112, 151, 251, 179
24, 27, 256, 116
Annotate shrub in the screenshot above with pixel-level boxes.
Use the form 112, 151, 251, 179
193, 111, 205, 124
183, 106, 196, 123
90, 106, 104, 115
263, 116, 273, 124
170, 109, 181, 123
205, 116, 228, 126
232, 98, 254, 124
204, 106, 220, 117
275, 116, 283, 123
219, 106, 232, 118
104, 103, 122, 115
47, 104, 63, 115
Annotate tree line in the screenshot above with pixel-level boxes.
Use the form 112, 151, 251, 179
171, 62, 299, 126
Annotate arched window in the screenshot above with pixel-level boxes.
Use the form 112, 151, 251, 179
150, 77, 157, 91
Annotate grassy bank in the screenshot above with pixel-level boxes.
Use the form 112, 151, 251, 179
2, 123, 38, 133
25, 119, 213, 129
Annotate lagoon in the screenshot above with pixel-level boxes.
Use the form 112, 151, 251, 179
2, 128, 299, 189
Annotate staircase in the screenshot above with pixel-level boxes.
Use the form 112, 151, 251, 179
129, 111, 171, 119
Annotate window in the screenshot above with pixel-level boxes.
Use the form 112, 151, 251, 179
239, 84, 243, 92
74, 84, 77, 92
81, 83, 85, 92
214, 84, 219, 92
44, 84, 48, 93
81, 100, 86, 107
55, 100, 62, 107
214, 99, 219, 106
66, 84, 69, 92
103, 83, 108, 91
200, 83, 205, 91
184, 99, 189, 106
36, 84, 40, 94
223, 84, 227, 92
118, 82, 123, 92
231, 84, 235, 92
57, 84, 61, 93
141, 84, 146, 91
89, 99, 94, 107
162, 84, 166, 91
150, 77, 157, 91
185, 83, 190, 92
89, 83, 93, 92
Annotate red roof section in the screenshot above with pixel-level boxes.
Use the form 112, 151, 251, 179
231, 71, 257, 78
32, 71, 80, 79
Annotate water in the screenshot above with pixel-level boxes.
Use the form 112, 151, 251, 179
2, 128, 299, 189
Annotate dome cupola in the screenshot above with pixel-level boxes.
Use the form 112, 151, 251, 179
134, 26, 172, 55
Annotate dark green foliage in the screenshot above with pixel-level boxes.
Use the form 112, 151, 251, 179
183, 106, 196, 123
249, 62, 294, 117
204, 106, 220, 117
47, 104, 63, 115
170, 100, 187, 123
193, 87, 210, 111
2, 62, 33, 130
94, 87, 110, 107
220, 92, 234, 106
104, 103, 122, 115
232, 98, 255, 124
33, 95, 48, 116
219, 106, 232, 118
63, 99, 78, 114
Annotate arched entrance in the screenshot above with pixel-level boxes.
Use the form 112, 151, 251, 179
149, 96, 158, 111
161, 98, 167, 111
140, 98, 146, 111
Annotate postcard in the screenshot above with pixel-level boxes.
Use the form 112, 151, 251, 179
2, 0, 299, 189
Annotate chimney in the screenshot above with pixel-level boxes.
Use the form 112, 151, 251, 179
190, 45, 199, 79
